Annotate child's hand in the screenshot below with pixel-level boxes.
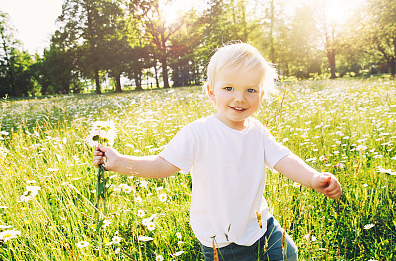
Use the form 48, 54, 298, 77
311, 172, 342, 199
93, 144, 120, 171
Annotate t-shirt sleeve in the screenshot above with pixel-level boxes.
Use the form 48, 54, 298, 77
262, 128, 291, 171
159, 124, 195, 174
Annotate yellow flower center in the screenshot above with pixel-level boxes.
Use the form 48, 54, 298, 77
3, 234, 11, 239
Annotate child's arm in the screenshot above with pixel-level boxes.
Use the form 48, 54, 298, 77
93, 144, 180, 179
274, 153, 342, 199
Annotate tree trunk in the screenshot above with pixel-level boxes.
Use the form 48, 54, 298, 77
134, 68, 142, 91
327, 48, 336, 79
154, 65, 160, 88
95, 68, 101, 94
115, 73, 122, 93
161, 55, 170, 88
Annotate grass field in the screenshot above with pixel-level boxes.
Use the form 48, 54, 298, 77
0, 79, 395, 260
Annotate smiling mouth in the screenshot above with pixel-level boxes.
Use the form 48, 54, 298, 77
231, 107, 246, 111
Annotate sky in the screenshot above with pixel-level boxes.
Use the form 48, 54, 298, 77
0, 0, 365, 55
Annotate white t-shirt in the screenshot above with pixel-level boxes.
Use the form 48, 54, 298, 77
159, 115, 290, 248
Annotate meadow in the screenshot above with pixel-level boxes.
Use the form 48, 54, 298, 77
0, 78, 395, 260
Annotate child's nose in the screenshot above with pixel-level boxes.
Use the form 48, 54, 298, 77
234, 92, 245, 102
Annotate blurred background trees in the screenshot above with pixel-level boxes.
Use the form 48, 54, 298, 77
0, 0, 395, 97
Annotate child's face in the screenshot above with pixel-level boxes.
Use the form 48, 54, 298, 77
207, 65, 264, 131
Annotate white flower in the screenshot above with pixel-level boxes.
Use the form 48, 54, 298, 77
86, 120, 117, 146
292, 182, 301, 188
156, 255, 164, 261
159, 193, 167, 202
137, 209, 145, 218
115, 247, 121, 254
364, 224, 374, 230
0, 225, 13, 229
173, 250, 184, 257
123, 185, 133, 193
138, 236, 154, 242
147, 222, 156, 231
0, 230, 21, 242
140, 180, 148, 188
76, 241, 89, 248
103, 219, 111, 228
20, 185, 41, 202
356, 145, 367, 151
112, 236, 122, 244
135, 196, 142, 203
176, 232, 182, 240
362, 184, 368, 187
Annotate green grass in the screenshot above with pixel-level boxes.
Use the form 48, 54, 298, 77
0, 79, 395, 260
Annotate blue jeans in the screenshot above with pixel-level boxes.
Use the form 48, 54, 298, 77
200, 215, 298, 261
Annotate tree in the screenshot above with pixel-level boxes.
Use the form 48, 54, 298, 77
0, 11, 35, 97
364, 0, 396, 77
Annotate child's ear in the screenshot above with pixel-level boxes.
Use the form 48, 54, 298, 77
207, 85, 215, 101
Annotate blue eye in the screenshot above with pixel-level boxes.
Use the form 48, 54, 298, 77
224, 87, 233, 91
247, 88, 256, 93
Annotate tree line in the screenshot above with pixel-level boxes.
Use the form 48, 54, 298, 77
0, 0, 395, 97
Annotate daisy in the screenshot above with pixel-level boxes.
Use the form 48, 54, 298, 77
137, 209, 145, 218
159, 193, 167, 202
364, 224, 374, 229
138, 236, 154, 242
176, 232, 182, 240
115, 247, 121, 254
173, 250, 184, 257
147, 222, 156, 231
20, 185, 41, 202
76, 241, 89, 248
0, 230, 21, 242
112, 236, 122, 244
135, 196, 142, 203
156, 255, 164, 261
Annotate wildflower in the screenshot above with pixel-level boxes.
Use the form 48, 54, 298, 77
20, 185, 41, 202
362, 184, 368, 187
76, 241, 89, 248
333, 163, 345, 169
115, 247, 121, 254
86, 120, 117, 147
156, 255, 164, 261
102, 219, 111, 229
173, 250, 184, 257
137, 209, 145, 218
123, 185, 133, 193
0, 230, 21, 242
112, 236, 122, 244
176, 232, 182, 240
364, 224, 374, 229
147, 222, 156, 231
292, 182, 301, 188
138, 236, 154, 242
0, 225, 13, 229
356, 145, 367, 151
159, 193, 167, 202
140, 180, 148, 188
373, 155, 383, 159
135, 196, 142, 203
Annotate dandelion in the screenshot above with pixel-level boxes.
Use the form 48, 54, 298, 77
159, 193, 167, 202
364, 224, 374, 229
76, 241, 89, 248
0, 230, 21, 242
138, 236, 154, 242
156, 255, 164, 261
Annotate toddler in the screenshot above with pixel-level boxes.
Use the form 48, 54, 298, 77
93, 43, 342, 261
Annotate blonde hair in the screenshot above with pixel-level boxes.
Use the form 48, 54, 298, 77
205, 42, 278, 99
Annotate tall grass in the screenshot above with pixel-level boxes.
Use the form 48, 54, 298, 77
0, 79, 395, 260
